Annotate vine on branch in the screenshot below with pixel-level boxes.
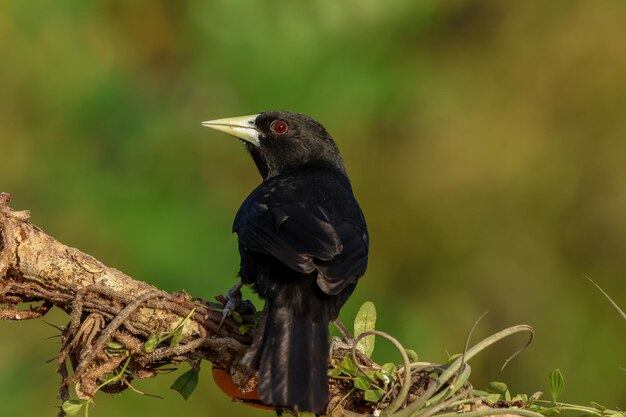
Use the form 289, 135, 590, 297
2, 193, 621, 417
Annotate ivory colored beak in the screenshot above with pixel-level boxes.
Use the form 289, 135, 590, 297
202, 114, 260, 147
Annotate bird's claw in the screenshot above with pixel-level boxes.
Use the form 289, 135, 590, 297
218, 281, 244, 330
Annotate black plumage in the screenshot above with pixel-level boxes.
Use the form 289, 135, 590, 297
203, 111, 368, 413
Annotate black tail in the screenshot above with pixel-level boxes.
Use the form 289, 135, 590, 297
242, 301, 330, 413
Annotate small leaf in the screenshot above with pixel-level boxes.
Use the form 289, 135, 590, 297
549, 369, 564, 402
364, 370, 377, 379
62, 400, 84, 416
354, 375, 372, 391
512, 393, 528, 403
504, 389, 511, 402
486, 393, 502, 403
341, 354, 358, 375
447, 353, 462, 363
487, 381, 508, 393
376, 371, 390, 385
170, 327, 184, 347
328, 367, 343, 377
376, 363, 395, 385
364, 387, 384, 402
238, 325, 249, 335
381, 362, 396, 375
530, 391, 543, 401
107, 341, 125, 350
405, 349, 419, 362
590, 402, 606, 412
354, 301, 376, 357
144, 334, 159, 353
231, 311, 243, 324
105, 340, 127, 357
171, 368, 199, 400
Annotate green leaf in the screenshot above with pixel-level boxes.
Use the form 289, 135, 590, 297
381, 362, 396, 375
171, 368, 199, 400
105, 340, 127, 357
377, 362, 396, 385
61, 400, 84, 416
512, 393, 528, 403
354, 375, 372, 391
405, 349, 419, 362
549, 369, 564, 402
447, 352, 462, 363
170, 327, 184, 347
486, 393, 502, 403
487, 381, 508, 393
144, 334, 159, 353
364, 387, 384, 402
540, 408, 561, 416
231, 311, 243, 324
590, 401, 606, 412
341, 354, 358, 375
107, 341, 125, 350
328, 367, 343, 378
354, 301, 376, 357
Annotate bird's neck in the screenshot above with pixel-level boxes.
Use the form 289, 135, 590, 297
247, 145, 347, 181
268, 159, 347, 181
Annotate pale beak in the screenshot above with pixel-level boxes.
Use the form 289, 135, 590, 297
201, 114, 260, 147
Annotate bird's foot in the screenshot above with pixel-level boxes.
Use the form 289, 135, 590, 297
218, 281, 244, 330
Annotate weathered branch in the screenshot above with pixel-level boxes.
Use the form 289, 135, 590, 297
1, 192, 531, 417
0, 193, 259, 406
0, 193, 397, 415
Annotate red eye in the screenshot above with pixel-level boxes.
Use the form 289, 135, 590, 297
270, 120, 288, 135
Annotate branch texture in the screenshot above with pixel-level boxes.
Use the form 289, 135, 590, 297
0, 193, 256, 408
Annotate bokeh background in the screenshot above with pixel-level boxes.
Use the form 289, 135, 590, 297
1, 1, 625, 415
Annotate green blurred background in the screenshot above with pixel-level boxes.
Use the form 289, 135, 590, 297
1, 1, 625, 415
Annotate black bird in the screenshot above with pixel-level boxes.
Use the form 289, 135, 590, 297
202, 111, 368, 413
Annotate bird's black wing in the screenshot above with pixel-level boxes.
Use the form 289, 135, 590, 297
233, 177, 368, 295
313, 214, 368, 295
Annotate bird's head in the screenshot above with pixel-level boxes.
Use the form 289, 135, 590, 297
202, 111, 346, 179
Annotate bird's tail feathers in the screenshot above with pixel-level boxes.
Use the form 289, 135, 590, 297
242, 301, 330, 413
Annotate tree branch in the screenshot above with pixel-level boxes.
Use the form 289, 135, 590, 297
0, 193, 257, 410
0, 192, 531, 417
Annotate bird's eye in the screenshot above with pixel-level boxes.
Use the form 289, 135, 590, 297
270, 120, 288, 135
